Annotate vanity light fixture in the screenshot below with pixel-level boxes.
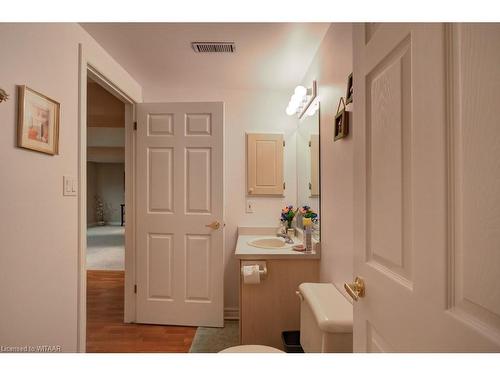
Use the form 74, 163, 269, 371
285, 80, 317, 119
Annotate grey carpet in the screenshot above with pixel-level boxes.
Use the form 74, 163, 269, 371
86, 225, 125, 270
189, 320, 240, 353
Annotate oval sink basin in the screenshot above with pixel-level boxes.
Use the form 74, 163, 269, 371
248, 237, 293, 249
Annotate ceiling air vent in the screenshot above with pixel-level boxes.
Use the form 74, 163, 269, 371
191, 42, 236, 53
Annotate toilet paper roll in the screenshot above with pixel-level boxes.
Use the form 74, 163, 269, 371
242, 265, 261, 284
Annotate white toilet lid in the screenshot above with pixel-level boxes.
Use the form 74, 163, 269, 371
219, 345, 284, 353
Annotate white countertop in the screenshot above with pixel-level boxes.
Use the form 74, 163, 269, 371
234, 231, 320, 260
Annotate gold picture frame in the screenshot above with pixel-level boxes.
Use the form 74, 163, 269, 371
17, 85, 60, 155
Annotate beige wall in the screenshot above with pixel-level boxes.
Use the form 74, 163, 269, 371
142, 88, 298, 312
0, 23, 140, 351
87, 162, 124, 225
300, 23, 354, 296
96, 163, 125, 225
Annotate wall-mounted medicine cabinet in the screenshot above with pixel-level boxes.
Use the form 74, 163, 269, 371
246, 133, 284, 196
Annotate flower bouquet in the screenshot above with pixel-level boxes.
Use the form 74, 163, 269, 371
298, 205, 318, 227
280, 205, 298, 229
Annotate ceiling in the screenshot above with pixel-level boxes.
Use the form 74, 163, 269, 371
80, 23, 330, 92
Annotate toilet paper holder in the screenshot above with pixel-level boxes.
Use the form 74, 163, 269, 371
241, 264, 268, 278
295, 290, 304, 301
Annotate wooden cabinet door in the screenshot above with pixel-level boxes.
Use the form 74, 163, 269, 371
246, 133, 284, 196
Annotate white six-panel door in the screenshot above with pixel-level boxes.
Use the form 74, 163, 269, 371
136, 102, 224, 327
352, 23, 500, 351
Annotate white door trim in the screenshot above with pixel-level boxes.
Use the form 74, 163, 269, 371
77, 44, 141, 352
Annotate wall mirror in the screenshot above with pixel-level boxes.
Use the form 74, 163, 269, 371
296, 100, 320, 240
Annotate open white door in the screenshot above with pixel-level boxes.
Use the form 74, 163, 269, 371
351, 23, 500, 351
136, 102, 224, 327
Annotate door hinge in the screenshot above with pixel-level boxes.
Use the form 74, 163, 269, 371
283, 140, 285, 147
309, 182, 312, 190
309, 140, 311, 147
283, 182, 286, 190
133, 121, 137, 130
134, 284, 137, 294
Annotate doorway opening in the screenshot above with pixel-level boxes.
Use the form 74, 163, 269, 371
85, 76, 127, 352
86, 77, 126, 270
80, 67, 199, 353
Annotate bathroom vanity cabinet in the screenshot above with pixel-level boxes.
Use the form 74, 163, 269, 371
239, 258, 319, 349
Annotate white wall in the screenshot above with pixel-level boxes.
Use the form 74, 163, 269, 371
0, 23, 140, 351
300, 24, 354, 296
143, 88, 297, 311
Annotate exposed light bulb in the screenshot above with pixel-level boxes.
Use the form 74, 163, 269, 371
291, 93, 302, 105
285, 85, 311, 117
286, 105, 296, 116
294, 85, 307, 97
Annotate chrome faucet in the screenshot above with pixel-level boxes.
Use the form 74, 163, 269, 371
277, 232, 294, 244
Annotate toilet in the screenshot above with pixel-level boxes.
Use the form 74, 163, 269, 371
221, 283, 353, 353
219, 345, 284, 353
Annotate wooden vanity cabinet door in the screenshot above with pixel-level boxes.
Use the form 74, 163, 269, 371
239, 259, 320, 349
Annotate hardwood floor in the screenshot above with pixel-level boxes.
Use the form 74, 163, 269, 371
86, 270, 197, 353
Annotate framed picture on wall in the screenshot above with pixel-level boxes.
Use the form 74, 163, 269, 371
17, 85, 60, 155
334, 97, 349, 141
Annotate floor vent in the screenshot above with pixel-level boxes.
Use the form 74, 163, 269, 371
191, 42, 235, 53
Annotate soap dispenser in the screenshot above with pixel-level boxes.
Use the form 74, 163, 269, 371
303, 218, 313, 253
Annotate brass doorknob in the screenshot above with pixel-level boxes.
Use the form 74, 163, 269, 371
344, 276, 365, 301
205, 221, 221, 230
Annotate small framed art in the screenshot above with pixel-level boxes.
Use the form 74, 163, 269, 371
334, 97, 349, 141
17, 85, 60, 155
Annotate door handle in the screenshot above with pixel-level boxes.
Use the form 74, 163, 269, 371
344, 276, 365, 301
205, 221, 221, 230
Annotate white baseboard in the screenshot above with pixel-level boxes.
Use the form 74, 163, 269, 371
224, 307, 240, 320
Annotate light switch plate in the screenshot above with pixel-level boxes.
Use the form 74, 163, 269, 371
246, 200, 254, 213
63, 175, 77, 196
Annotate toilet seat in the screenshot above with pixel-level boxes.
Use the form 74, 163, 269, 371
219, 345, 284, 353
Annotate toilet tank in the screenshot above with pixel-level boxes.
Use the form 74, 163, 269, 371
298, 283, 353, 353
